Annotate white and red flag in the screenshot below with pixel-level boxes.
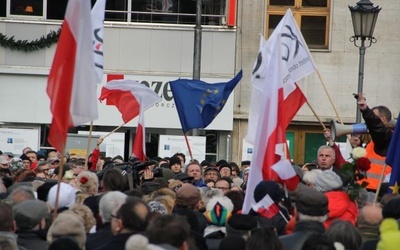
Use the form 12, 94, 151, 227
132, 105, 146, 161
243, 9, 316, 213
91, 0, 106, 83
99, 79, 161, 123
47, 0, 98, 152
251, 194, 280, 219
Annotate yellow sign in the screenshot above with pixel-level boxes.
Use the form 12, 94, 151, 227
69, 149, 87, 156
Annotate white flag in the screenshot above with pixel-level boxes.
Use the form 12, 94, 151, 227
92, 0, 106, 83
243, 9, 316, 213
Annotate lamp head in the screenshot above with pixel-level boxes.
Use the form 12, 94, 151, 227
349, 0, 381, 39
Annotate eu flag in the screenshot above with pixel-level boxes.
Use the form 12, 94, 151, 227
170, 70, 242, 133
387, 112, 400, 194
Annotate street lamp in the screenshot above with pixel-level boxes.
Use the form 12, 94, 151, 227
349, 0, 381, 123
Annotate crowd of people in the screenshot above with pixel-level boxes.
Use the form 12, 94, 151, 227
0, 94, 398, 250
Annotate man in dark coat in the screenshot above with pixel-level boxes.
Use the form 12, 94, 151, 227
86, 191, 127, 250
279, 188, 329, 250
97, 196, 150, 250
14, 199, 49, 250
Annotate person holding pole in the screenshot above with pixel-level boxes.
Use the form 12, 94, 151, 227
357, 93, 394, 191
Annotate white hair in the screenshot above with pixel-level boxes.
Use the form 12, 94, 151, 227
99, 191, 127, 223
125, 234, 164, 250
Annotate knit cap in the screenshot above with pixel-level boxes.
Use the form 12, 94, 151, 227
47, 182, 76, 209
148, 201, 167, 215
302, 169, 323, 186
314, 171, 343, 192
253, 180, 282, 204
203, 196, 233, 226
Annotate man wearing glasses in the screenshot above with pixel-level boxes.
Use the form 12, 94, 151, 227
36, 161, 51, 179
215, 177, 232, 194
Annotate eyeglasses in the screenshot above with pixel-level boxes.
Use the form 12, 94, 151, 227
215, 186, 230, 191
205, 172, 218, 176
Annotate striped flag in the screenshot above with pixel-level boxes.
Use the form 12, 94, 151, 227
91, 0, 106, 83
99, 79, 161, 123
47, 0, 98, 152
243, 9, 315, 212
132, 105, 146, 161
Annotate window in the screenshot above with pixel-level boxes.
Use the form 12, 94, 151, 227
267, 0, 331, 49
7, 0, 45, 18
1, 0, 227, 26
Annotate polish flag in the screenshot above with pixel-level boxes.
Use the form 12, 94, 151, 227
91, 0, 106, 83
47, 0, 98, 152
252, 194, 280, 219
99, 79, 162, 123
132, 105, 146, 161
271, 158, 299, 191
243, 9, 316, 213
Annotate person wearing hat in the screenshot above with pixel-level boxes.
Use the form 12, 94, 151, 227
0, 155, 10, 169
314, 170, 358, 228
203, 167, 220, 182
169, 156, 182, 174
249, 180, 289, 236
0, 202, 19, 249
203, 196, 234, 249
219, 163, 232, 178
240, 160, 250, 172
47, 157, 60, 170
14, 199, 50, 250
279, 188, 329, 250
20, 154, 31, 170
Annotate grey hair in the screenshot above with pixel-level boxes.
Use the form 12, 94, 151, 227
7, 185, 35, 203
317, 145, 336, 159
99, 191, 127, 223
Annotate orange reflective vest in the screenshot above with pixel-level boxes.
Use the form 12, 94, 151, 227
360, 142, 391, 190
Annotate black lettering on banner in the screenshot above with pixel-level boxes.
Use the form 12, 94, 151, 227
163, 82, 173, 101
141, 81, 150, 88
152, 81, 163, 96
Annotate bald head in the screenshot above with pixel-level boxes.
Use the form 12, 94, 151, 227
358, 204, 383, 226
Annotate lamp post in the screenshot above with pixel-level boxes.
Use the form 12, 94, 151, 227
349, 0, 381, 123
192, 0, 204, 136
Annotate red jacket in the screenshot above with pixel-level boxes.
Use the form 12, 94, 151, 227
324, 191, 358, 228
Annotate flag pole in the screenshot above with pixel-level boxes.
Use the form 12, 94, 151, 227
373, 163, 388, 205
305, 100, 327, 130
103, 122, 127, 139
184, 133, 194, 161
52, 149, 66, 220
316, 69, 344, 124
84, 121, 93, 170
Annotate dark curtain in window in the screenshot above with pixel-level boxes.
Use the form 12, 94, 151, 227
47, 0, 68, 20
0, 1, 6, 17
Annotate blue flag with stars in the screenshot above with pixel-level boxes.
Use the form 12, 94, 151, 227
387, 112, 400, 194
170, 70, 242, 133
